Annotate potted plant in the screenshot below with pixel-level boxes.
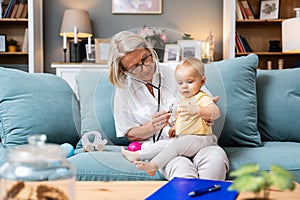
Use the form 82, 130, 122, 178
8, 39, 18, 52
228, 163, 295, 200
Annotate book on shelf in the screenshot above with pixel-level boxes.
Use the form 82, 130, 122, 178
238, 0, 248, 19
240, 35, 252, 52
21, 28, 28, 52
235, 43, 240, 53
235, 31, 245, 53
20, 1, 27, 18
236, 1, 244, 20
3, 0, 15, 18
15, 0, 26, 18
241, 0, 255, 19
10, 0, 20, 18
146, 177, 238, 200
235, 31, 252, 53
7, 0, 17, 18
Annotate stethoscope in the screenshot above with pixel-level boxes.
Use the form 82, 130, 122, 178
125, 60, 163, 143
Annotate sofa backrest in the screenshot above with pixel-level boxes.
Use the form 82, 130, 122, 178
75, 69, 130, 146
256, 68, 300, 142
205, 54, 261, 147
0, 67, 81, 148
75, 54, 263, 148
3, 54, 297, 150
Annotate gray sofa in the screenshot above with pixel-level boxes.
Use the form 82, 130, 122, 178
1, 54, 300, 182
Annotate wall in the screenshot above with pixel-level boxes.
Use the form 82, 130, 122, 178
44, 0, 223, 73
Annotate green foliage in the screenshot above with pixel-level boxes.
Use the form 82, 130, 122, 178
182, 33, 193, 40
228, 164, 295, 200
9, 39, 18, 46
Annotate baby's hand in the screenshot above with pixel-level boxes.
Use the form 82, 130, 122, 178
178, 102, 199, 120
168, 127, 176, 138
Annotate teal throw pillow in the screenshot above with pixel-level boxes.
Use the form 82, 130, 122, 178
75, 69, 130, 146
205, 54, 261, 147
257, 68, 300, 142
0, 67, 80, 147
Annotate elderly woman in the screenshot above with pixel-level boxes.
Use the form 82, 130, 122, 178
107, 31, 229, 180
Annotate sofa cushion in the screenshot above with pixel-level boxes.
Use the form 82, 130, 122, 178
75, 69, 130, 146
68, 146, 164, 181
257, 69, 300, 142
0, 67, 80, 147
205, 54, 261, 147
224, 142, 300, 182
0, 142, 5, 166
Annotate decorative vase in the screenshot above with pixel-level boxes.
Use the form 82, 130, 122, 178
146, 38, 165, 62
154, 41, 165, 63
154, 46, 164, 63
268, 40, 281, 52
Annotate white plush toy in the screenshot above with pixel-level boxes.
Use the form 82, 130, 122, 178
82, 131, 107, 152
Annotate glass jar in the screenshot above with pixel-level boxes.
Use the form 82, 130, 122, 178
0, 134, 75, 200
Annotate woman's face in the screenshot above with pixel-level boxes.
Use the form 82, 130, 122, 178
120, 48, 155, 82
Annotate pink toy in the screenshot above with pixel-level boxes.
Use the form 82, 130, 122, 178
127, 141, 141, 152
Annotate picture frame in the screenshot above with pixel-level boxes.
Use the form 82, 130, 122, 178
0, 34, 6, 52
163, 44, 180, 63
112, 0, 162, 14
260, 0, 280, 20
85, 44, 96, 61
177, 40, 202, 60
95, 38, 111, 64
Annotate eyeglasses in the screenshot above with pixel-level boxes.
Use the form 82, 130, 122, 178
126, 54, 153, 75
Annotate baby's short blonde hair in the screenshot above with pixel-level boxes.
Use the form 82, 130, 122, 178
176, 57, 205, 77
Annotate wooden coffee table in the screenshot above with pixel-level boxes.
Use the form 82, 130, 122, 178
76, 181, 300, 199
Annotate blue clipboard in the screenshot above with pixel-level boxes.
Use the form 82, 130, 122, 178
146, 177, 238, 200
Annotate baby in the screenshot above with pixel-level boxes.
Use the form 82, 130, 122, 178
122, 57, 220, 176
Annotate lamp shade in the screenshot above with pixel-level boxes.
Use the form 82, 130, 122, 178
59, 9, 92, 38
282, 8, 300, 52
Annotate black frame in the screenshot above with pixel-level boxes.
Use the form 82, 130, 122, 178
0, 34, 6, 52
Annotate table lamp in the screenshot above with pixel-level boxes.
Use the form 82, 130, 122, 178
282, 8, 300, 53
59, 9, 93, 62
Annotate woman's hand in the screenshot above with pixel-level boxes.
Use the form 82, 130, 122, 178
126, 110, 171, 141
151, 110, 171, 132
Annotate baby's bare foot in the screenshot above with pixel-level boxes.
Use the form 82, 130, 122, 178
134, 161, 158, 176
121, 147, 139, 162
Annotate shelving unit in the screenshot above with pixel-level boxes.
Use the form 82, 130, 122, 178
51, 62, 108, 93
0, 0, 43, 73
223, 0, 300, 69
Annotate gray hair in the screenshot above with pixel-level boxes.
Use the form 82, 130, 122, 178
108, 31, 158, 87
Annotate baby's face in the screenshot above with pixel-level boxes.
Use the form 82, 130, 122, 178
175, 66, 204, 98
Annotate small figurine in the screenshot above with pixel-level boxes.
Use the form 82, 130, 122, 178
82, 131, 107, 152
206, 30, 215, 62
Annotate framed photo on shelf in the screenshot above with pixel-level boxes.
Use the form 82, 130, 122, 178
0, 34, 6, 52
177, 40, 202, 60
112, 0, 162, 14
260, 0, 280, 19
95, 38, 111, 64
85, 44, 96, 61
164, 44, 180, 63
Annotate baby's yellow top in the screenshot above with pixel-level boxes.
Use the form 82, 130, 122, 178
175, 91, 213, 136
